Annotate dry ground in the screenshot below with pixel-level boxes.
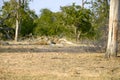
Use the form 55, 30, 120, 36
0, 44, 120, 80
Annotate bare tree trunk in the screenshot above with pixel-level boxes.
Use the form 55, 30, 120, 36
75, 27, 77, 42
15, 0, 21, 42
106, 0, 120, 58
75, 27, 81, 42
15, 11, 19, 41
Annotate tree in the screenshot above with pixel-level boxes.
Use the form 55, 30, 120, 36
34, 9, 68, 37
5, 0, 32, 41
0, 12, 15, 40
91, 0, 110, 27
1, 0, 35, 41
106, 0, 120, 58
20, 10, 37, 36
0, 1, 16, 40
90, 0, 110, 48
15, 0, 20, 41
61, 3, 96, 41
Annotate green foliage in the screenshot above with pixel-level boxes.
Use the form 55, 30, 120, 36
1, 1, 16, 28
1, 0, 37, 37
61, 3, 96, 39
91, 0, 109, 27
20, 10, 37, 36
33, 4, 98, 40
0, 1, 106, 41
33, 9, 70, 37
90, 0, 110, 40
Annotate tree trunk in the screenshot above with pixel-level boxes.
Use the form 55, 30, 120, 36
15, 11, 19, 41
15, 0, 21, 42
15, 1, 19, 42
106, 0, 120, 58
75, 27, 81, 42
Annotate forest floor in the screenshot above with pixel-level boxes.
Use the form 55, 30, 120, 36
0, 41, 120, 80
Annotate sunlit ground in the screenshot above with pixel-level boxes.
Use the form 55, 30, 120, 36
0, 48, 120, 80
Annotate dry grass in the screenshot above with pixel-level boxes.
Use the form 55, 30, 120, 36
0, 40, 119, 80
0, 52, 120, 80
